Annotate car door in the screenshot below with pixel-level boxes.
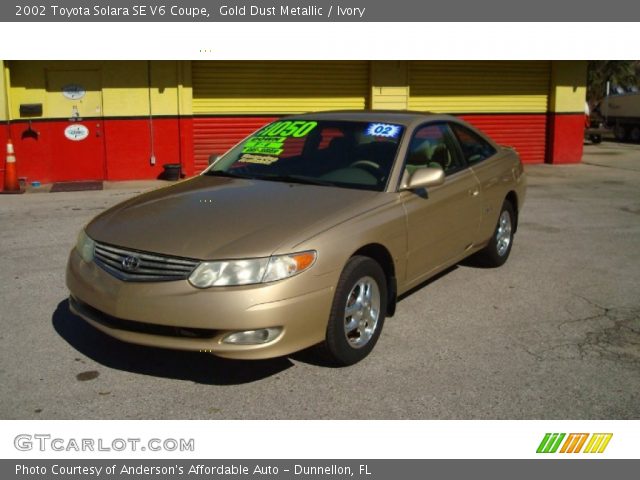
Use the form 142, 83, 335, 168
449, 123, 505, 245
401, 123, 482, 285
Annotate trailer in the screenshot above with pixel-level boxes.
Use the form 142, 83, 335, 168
600, 92, 640, 142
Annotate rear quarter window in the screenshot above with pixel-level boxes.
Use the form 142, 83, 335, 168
450, 124, 497, 165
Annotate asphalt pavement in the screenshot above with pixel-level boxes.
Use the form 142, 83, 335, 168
1, 141, 639, 419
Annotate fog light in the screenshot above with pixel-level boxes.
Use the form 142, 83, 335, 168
222, 327, 282, 345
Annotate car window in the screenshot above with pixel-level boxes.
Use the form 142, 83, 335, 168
208, 120, 404, 192
405, 123, 463, 176
450, 124, 497, 165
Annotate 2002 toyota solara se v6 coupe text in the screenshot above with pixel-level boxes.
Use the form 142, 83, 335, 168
67, 111, 526, 365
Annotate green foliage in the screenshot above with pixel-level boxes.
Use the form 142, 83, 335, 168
587, 60, 640, 105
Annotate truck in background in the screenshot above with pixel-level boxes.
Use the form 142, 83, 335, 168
599, 92, 640, 142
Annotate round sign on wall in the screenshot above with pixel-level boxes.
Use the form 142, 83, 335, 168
62, 84, 86, 100
64, 124, 89, 141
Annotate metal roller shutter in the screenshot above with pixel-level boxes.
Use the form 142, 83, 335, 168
193, 61, 369, 114
191, 61, 369, 172
408, 61, 551, 163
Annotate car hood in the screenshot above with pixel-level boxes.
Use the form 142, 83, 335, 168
86, 175, 382, 260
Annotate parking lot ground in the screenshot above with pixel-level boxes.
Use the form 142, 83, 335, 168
1, 141, 639, 419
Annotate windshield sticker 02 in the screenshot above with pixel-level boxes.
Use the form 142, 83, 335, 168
242, 120, 317, 156
365, 123, 402, 138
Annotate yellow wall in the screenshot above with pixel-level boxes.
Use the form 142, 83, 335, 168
0, 61, 8, 121
102, 61, 181, 117
7, 61, 182, 119
101, 61, 147, 117
370, 61, 409, 110
5, 60, 585, 119
8, 60, 51, 119
549, 61, 587, 113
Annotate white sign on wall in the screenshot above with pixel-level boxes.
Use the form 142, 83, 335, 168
62, 84, 86, 100
64, 124, 90, 141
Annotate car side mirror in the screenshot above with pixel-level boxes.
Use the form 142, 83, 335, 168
400, 166, 445, 191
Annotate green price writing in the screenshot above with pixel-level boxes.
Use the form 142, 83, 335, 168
258, 120, 318, 138
243, 120, 318, 156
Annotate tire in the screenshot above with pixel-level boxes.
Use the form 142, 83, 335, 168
614, 124, 628, 142
319, 256, 387, 366
630, 126, 640, 143
589, 134, 602, 144
476, 200, 516, 268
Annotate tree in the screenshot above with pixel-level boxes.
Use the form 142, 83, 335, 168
587, 60, 640, 107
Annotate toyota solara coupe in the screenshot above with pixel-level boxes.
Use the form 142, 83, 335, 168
67, 111, 526, 365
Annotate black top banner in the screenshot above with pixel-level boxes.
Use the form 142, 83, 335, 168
4, 0, 640, 21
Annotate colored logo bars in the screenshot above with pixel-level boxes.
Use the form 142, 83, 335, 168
537, 433, 613, 454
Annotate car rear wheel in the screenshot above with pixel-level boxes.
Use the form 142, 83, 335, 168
477, 200, 516, 267
629, 126, 640, 143
319, 256, 387, 366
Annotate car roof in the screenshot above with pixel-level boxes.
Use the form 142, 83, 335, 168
285, 110, 463, 128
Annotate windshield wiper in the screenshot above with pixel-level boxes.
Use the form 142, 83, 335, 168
207, 170, 336, 187
258, 174, 336, 187
204, 170, 255, 180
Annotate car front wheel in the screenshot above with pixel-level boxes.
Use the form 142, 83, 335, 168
320, 256, 387, 366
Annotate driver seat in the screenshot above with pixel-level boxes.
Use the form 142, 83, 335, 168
428, 144, 451, 172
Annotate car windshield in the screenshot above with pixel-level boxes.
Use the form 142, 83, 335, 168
206, 120, 405, 191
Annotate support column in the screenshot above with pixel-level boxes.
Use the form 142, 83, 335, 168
177, 60, 194, 176
0, 61, 9, 189
546, 61, 587, 164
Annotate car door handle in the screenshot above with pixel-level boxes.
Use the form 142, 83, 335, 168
468, 188, 480, 197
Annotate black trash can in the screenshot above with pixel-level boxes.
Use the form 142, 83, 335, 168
162, 163, 182, 181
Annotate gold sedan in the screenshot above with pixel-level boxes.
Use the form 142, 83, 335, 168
67, 111, 526, 365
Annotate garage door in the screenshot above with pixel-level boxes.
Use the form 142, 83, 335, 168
192, 61, 369, 172
408, 61, 551, 163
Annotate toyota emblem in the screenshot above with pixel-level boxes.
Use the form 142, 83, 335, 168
121, 255, 141, 271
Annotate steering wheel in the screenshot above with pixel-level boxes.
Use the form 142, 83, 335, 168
349, 160, 385, 182
350, 160, 380, 170
348, 160, 384, 180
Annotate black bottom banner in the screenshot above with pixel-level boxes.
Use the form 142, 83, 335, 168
4, 460, 639, 480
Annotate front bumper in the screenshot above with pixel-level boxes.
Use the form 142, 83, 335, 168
66, 249, 336, 359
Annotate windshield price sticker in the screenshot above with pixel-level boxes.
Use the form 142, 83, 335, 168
243, 120, 317, 156
239, 153, 279, 165
365, 123, 402, 138
242, 137, 286, 156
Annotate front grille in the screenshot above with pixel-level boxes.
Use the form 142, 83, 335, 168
94, 242, 199, 282
70, 296, 218, 339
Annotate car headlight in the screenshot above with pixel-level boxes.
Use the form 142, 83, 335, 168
188, 251, 316, 288
75, 229, 95, 263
